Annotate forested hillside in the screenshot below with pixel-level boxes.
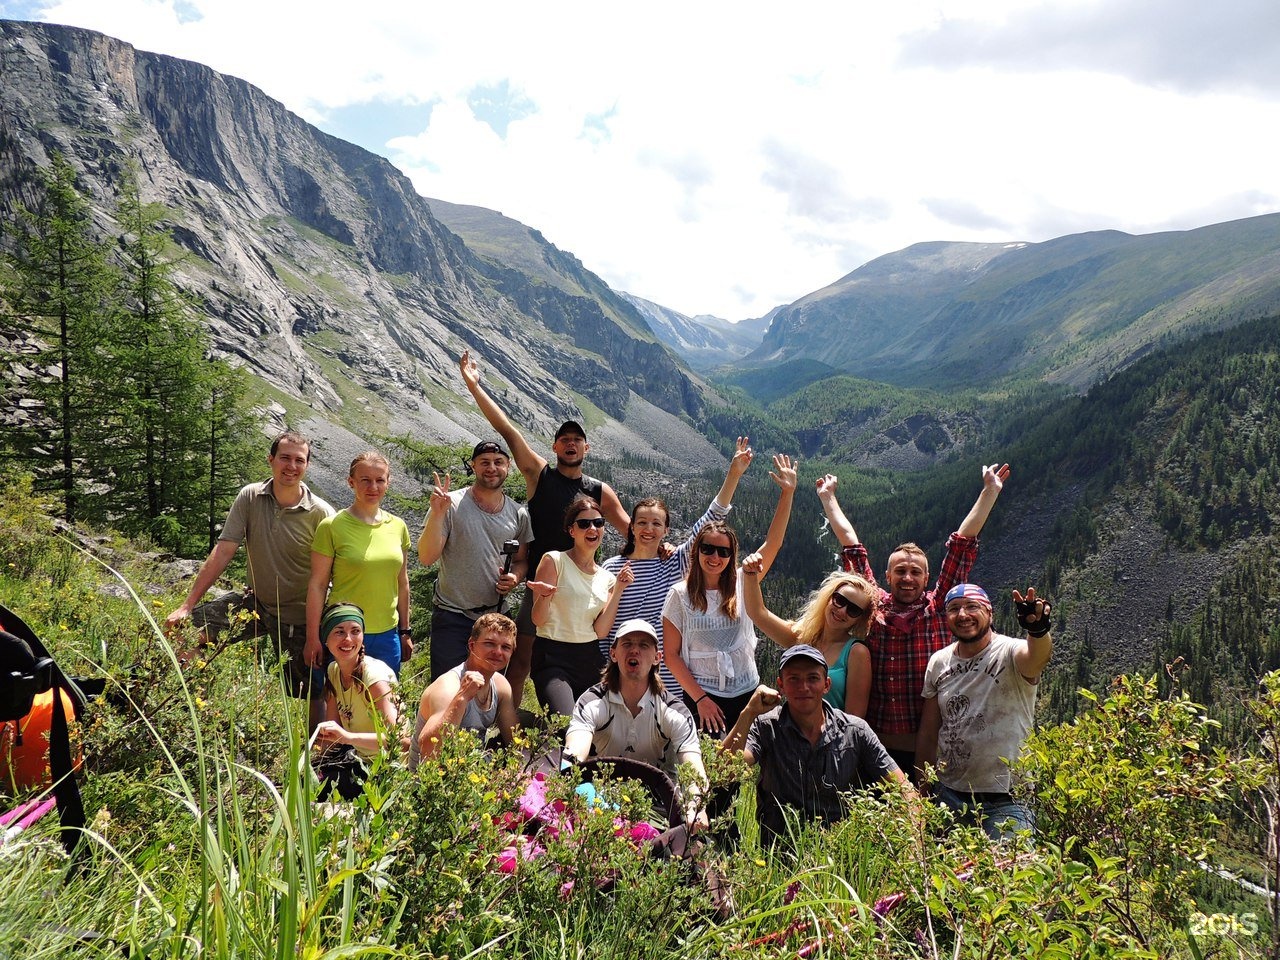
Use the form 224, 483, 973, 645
705, 315, 1280, 737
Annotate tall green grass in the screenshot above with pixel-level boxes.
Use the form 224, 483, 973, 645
1, 469, 1271, 957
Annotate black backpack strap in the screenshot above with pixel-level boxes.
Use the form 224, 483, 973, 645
47, 683, 85, 854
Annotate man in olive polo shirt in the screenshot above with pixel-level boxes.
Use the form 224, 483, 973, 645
165, 431, 334, 730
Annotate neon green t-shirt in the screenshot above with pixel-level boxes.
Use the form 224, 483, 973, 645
312, 510, 410, 634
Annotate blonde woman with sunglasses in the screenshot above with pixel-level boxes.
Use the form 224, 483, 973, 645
662, 455, 797, 737
741, 556, 879, 719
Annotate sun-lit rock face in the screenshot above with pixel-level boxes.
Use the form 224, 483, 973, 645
0, 18, 717, 476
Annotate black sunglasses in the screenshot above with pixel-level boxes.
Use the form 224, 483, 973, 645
571, 517, 608, 530
830, 592, 869, 617
698, 543, 733, 559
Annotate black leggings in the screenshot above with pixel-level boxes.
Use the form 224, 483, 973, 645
532, 636, 604, 716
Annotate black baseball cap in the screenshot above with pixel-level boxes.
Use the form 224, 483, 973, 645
471, 440, 509, 460
555, 420, 587, 441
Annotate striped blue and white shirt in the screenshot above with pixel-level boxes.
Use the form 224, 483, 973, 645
600, 498, 731, 694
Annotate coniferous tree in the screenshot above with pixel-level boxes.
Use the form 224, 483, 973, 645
108, 169, 258, 554
198, 361, 259, 553
107, 169, 213, 548
0, 154, 117, 522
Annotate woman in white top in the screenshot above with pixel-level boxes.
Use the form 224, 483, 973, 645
663, 454, 797, 737
528, 496, 635, 716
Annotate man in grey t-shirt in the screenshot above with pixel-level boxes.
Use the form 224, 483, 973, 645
418, 441, 532, 681
164, 432, 334, 729
916, 583, 1053, 839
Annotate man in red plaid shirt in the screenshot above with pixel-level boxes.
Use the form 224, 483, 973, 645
816, 464, 1010, 776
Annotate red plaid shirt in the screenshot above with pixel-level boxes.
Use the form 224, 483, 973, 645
842, 534, 978, 738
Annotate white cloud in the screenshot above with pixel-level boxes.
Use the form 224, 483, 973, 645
15, 0, 1280, 319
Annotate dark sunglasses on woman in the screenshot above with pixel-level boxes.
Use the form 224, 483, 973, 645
572, 517, 608, 530
830, 592, 869, 617
698, 543, 733, 558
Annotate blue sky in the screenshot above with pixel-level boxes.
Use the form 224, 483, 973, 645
5, 0, 1280, 321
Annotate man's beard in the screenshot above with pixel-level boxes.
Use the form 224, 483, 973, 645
956, 626, 991, 645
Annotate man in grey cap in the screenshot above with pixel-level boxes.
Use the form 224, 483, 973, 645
722, 644, 908, 845
418, 439, 532, 681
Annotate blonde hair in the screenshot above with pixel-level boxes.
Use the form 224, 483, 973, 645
349, 450, 391, 478
792, 570, 878, 646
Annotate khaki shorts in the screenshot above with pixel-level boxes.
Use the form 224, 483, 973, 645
191, 591, 324, 700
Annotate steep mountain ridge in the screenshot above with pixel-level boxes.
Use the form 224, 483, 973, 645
423, 198, 768, 373
0, 19, 719, 489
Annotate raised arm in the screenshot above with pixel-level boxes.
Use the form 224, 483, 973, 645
719, 685, 780, 763
417, 671, 480, 761
672, 438, 754, 565
714, 437, 754, 508
815, 473, 861, 547
458, 350, 546, 485
1011, 587, 1053, 681
592, 563, 635, 639
751, 454, 798, 577
955, 463, 1010, 538
164, 539, 239, 630
740, 552, 800, 648
597, 482, 632, 537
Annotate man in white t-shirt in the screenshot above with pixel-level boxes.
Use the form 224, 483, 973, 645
418, 441, 532, 681
916, 583, 1053, 839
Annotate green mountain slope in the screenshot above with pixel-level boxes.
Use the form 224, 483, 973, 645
748, 217, 1280, 392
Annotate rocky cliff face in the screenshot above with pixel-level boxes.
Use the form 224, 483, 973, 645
0, 19, 719, 486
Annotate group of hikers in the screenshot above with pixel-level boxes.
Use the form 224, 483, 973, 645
166, 349, 1054, 849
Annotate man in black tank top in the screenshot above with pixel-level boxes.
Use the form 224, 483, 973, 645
459, 351, 630, 698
